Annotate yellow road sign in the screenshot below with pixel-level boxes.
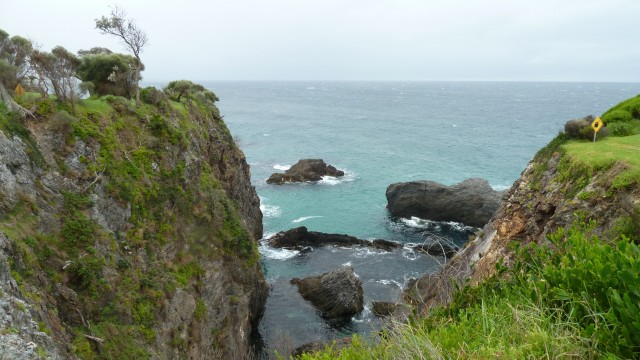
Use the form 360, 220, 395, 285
591, 117, 604, 133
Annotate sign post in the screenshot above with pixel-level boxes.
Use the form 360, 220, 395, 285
591, 116, 604, 142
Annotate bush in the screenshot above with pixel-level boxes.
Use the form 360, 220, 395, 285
608, 122, 634, 137
140, 86, 168, 107
564, 118, 590, 139
603, 109, 633, 124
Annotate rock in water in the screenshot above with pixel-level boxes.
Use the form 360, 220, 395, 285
266, 159, 344, 184
267, 226, 402, 251
291, 266, 364, 318
386, 178, 503, 228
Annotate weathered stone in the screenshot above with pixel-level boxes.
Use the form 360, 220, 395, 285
266, 159, 344, 184
291, 266, 364, 318
268, 226, 402, 251
386, 178, 503, 228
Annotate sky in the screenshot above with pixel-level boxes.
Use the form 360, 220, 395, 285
2, 0, 639, 82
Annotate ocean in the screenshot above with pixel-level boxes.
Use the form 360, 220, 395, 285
206, 81, 640, 354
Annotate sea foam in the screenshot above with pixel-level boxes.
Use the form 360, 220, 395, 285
292, 216, 322, 223
273, 164, 291, 171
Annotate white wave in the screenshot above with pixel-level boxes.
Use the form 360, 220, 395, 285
273, 164, 291, 171
352, 247, 384, 258
401, 247, 419, 261
260, 204, 282, 218
342, 261, 352, 267
292, 216, 322, 223
377, 279, 403, 288
399, 216, 476, 232
492, 184, 511, 191
263, 133, 270, 137
259, 244, 299, 260
261, 232, 277, 241
318, 170, 357, 186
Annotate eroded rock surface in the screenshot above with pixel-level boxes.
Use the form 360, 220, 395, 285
386, 178, 503, 227
291, 266, 364, 318
267, 159, 344, 184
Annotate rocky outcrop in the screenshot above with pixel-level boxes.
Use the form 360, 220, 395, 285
0, 92, 267, 359
404, 139, 640, 314
266, 159, 344, 184
291, 266, 364, 318
413, 241, 459, 258
268, 226, 401, 251
386, 178, 503, 228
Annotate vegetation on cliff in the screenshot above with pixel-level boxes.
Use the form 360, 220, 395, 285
301, 96, 640, 359
0, 25, 265, 360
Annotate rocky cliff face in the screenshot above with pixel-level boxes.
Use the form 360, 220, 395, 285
405, 135, 640, 311
0, 95, 267, 359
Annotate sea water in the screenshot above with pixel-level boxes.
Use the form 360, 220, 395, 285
206, 81, 640, 354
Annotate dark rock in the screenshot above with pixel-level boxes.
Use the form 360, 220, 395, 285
291, 266, 364, 318
266, 159, 344, 184
372, 301, 400, 317
413, 242, 459, 258
267, 226, 402, 251
386, 178, 503, 228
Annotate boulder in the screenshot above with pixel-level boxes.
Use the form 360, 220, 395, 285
413, 242, 458, 258
386, 178, 503, 228
291, 266, 364, 318
267, 226, 402, 251
266, 159, 344, 184
371, 301, 400, 317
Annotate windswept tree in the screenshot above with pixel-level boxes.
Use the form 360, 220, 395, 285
77, 50, 138, 98
0, 29, 33, 116
30, 46, 82, 109
95, 6, 148, 105
164, 80, 219, 104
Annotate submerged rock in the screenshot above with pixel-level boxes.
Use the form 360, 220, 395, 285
267, 226, 402, 251
266, 158, 344, 184
413, 241, 459, 258
291, 266, 364, 318
386, 178, 503, 228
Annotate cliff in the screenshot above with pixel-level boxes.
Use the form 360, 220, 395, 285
0, 91, 267, 359
405, 132, 640, 311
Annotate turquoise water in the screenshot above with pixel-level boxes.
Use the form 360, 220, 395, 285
207, 81, 640, 353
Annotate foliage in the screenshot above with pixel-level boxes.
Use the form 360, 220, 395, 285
95, 6, 148, 105
77, 51, 138, 98
305, 218, 640, 359
602, 95, 640, 124
164, 80, 219, 104
139, 86, 168, 107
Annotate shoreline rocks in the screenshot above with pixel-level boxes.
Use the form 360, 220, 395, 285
267, 226, 402, 251
386, 178, 504, 228
291, 266, 364, 319
266, 159, 344, 184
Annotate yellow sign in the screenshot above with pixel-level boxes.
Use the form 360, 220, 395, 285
591, 117, 604, 133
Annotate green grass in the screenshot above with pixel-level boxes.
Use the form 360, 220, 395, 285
562, 134, 640, 189
78, 98, 113, 114
302, 218, 640, 360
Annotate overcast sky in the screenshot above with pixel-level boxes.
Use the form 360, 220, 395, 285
2, 0, 639, 82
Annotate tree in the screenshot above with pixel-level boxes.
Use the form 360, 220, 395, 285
30, 47, 82, 109
164, 80, 219, 104
77, 51, 138, 98
0, 29, 33, 117
95, 6, 148, 105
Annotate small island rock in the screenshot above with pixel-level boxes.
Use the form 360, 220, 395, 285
386, 178, 503, 228
266, 159, 344, 184
267, 226, 402, 251
291, 266, 364, 318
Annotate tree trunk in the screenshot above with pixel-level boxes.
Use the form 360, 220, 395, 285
0, 82, 31, 118
134, 57, 141, 106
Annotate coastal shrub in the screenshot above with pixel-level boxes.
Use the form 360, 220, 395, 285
602, 95, 640, 124
140, 86, 167, 107
608, 121, 634, 137
564, 118, 590, 139
604, 109, 633, 124
305, 218, 640, 359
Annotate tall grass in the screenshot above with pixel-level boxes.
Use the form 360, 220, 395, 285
301, 216, 640, 359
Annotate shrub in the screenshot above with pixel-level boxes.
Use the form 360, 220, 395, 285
603, 109, 633, 124
69, 255, 104, 289
608, 122, 634, 137
564, 118, 590, 139
140, 86, 168, 107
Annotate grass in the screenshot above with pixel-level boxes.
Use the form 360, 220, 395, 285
562, 134, 640, 189
301, 218, 640, 360
78, 98, 113, 114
